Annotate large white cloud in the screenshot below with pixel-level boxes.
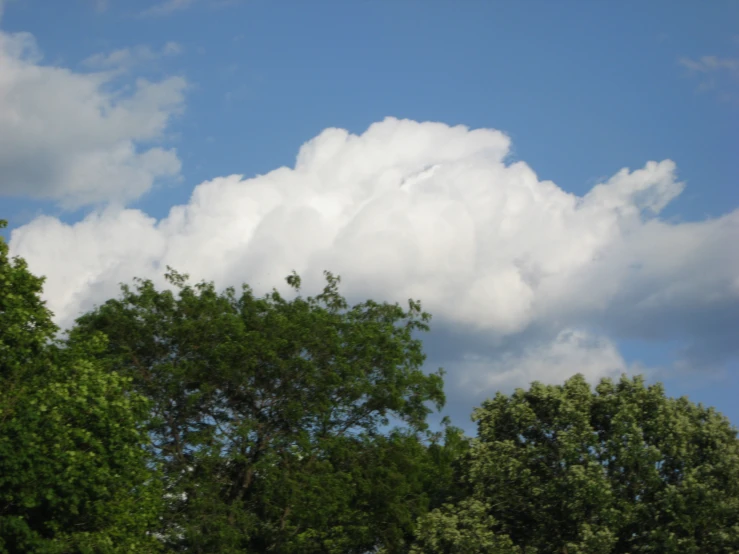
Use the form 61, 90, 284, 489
9, 118, 739, 392
0, 29, 185, 207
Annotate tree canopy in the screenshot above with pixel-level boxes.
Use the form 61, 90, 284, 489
0, 220, 162, 553
413, 374, 739, 553
68, 268, 451, 552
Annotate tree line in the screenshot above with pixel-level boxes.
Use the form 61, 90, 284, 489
1, 219, 738, 553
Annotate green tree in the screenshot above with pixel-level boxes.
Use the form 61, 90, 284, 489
412, 374, 739, 553
0, 220, 162, 553
409, 498, 520, 554
68, 268, 448, 552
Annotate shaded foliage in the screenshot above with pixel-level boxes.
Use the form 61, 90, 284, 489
69, 268, 449, 552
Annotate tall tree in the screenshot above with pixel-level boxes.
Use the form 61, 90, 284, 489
412, 374, 739, 553
0, 220, 162, 553
68, 268, 448, 552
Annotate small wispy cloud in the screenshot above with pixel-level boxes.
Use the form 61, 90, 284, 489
139, 0, 241, 18
90, 0, 109, 12
83, 42, 183, 73
140, 0, 197, 18
679, 55, 739, 74
679, 55, 739, 104
0, 0, 15, 23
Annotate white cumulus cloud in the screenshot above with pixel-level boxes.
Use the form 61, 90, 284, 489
0, 29, 185, 208
8, 117, 739, 395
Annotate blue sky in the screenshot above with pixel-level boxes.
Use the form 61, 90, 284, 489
1, 0, 738, 430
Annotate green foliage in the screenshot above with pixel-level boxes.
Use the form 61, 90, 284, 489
68, 267, 447, 552
410, 498, 520, 554
0, 220, 57, 382
415, 374, 739, 553
5, 217, 739, 554
0, 220, 163, 552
